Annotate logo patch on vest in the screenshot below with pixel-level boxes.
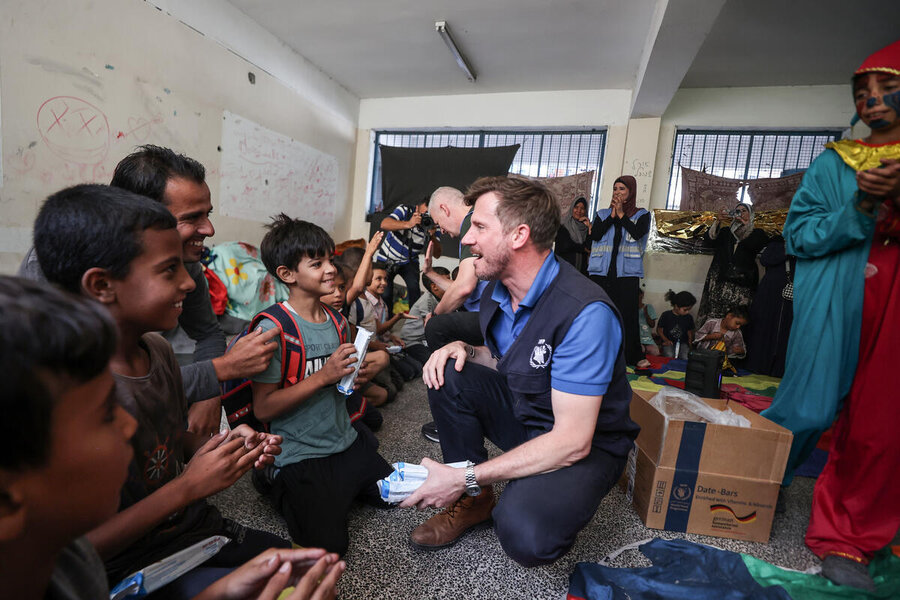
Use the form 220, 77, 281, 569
529, 339, 552, 369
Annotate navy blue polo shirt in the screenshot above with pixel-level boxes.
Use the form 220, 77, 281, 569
487, 253, 621, 396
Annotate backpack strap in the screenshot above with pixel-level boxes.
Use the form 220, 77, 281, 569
255, 303, 307, 388
350, 298, 364, 326
253, 303, 348, 390
321, 303, 349, 344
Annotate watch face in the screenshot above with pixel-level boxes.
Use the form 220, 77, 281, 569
466, 485, 481, 497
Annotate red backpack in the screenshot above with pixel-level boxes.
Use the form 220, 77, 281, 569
220, 302, 347, 431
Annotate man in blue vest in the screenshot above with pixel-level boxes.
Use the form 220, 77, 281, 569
400, 176, 638, 567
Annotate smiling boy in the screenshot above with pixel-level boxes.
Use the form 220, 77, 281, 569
252, 214, 393, 555
33, 185, 289, 596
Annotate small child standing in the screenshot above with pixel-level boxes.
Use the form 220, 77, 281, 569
252, 214, 394, 555
656, 290, 696, 360
638, 288, 659, 356
695, 305, 749, 358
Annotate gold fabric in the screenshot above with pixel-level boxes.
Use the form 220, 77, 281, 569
654, 209, 788, 239
825, 140, 900, 172
710, 341, 737, 374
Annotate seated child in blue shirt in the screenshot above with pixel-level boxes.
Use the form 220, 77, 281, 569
252, 214, 394, 555
656, 290, 696, 360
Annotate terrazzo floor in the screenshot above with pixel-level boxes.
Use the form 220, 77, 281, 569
210, 379, 820, 599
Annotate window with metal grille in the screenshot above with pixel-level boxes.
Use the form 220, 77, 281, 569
665, 129, 844, 209
368, 129, 607, 215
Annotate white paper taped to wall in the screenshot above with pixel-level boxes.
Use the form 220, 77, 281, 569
219, 110, 337, 231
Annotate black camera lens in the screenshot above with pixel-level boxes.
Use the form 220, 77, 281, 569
420, 212, 434, 229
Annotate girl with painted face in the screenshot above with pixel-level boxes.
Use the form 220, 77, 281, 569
760, 39, 900, 592
696, 200, 769, 326
586, 176, 651, 366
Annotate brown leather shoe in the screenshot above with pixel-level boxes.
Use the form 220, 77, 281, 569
410, 487, 495, 549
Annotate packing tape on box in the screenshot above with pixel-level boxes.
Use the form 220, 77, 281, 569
663, 421, 707, 532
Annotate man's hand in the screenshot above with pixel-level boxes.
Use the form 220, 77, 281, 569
857, 158, 900, 198
398, 457, 466, 510
422, 341, 469, 389
407, 212, 423, 229
227, 425, 283, 469
317, 343, 358, 385
214, 327, 280, 381
179, 433, 264, 502
187, 397, 223, 436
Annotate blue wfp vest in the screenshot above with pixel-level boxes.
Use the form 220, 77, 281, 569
478, 260, 639, 457
588, 208, 649, 277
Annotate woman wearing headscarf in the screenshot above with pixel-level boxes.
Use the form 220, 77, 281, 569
554, 197, 591, 274
696, 202, 769, 324
587, 176, 650, 365
762, 39, 900, 591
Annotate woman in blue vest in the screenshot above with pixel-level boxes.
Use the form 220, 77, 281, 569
588, 175, 650, 365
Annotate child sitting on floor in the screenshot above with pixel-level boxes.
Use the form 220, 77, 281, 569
0, 276, 344, 600
349, 263, 422, 380
656, 290, 696, 360
33, 185, 290, 598
638, 288, 660, 357
694, 305, 749, 358
399, 266, 450, 365
321, 263, 390, 429
252, 214, 394, 556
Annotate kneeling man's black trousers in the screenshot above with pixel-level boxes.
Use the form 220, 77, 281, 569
428, 362, 627, 567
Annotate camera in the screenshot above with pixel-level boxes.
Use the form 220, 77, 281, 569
419, 212, 434, 229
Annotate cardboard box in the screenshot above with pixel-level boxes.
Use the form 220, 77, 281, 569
623, 389, 792, 543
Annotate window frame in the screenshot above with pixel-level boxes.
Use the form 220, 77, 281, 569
665, 128, 844, 209
367, 128, 608, 217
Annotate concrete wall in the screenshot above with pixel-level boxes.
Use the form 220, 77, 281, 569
0, 0, 360, 274
351, 84, 852, 314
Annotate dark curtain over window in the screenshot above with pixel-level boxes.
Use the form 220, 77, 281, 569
374, 144, 520, 257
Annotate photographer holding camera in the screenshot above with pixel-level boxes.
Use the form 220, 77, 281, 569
374, 198, 442, 312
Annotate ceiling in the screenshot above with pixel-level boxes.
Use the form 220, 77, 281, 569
228, 0, 900, 111
681, 0, 900, 88
228, 0, 659, 97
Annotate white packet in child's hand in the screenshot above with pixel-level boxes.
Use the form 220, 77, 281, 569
337, 327, 373, 395
377, 460, 469, 504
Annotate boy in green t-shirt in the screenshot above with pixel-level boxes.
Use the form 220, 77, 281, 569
252, 214, 393, 555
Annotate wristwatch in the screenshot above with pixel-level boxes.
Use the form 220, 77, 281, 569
464, 461, 481, 497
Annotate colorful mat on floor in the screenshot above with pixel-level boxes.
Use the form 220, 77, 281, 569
627, 357, 782, 412
626, 358, 829, 478
568, 539, 900, 600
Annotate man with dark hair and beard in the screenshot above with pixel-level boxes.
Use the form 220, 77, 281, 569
400, 176, 638, 567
